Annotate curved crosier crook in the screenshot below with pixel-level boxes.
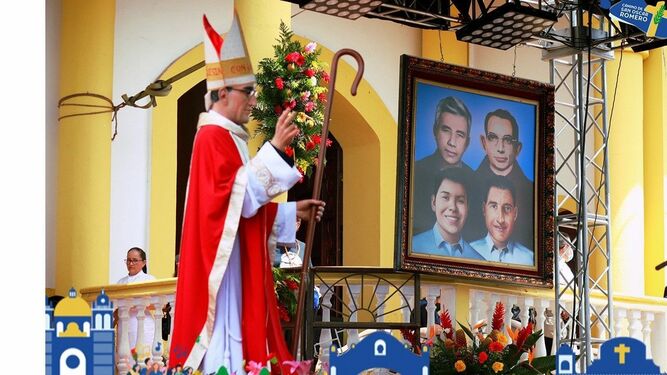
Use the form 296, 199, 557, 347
291, 48, 365, 357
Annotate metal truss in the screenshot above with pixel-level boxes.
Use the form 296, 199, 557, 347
549, 7, 614, 370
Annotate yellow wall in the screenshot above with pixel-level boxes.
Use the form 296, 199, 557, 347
56, 0, 115, 295
608, 50, 646, 296
643, 47, 667, 297
421, 30, 468, 67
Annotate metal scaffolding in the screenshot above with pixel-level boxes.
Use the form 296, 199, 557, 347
547, 8, 615, 371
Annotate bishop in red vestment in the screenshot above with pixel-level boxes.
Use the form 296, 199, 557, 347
168, 14, 324, 374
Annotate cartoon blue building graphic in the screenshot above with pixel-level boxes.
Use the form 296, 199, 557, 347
329, 330, 430, 374
557, 337, 665, 375
46, 288, 115, 375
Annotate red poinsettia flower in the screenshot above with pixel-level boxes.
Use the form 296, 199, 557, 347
304, 68, 315, 77
304, 101, 315, 113
478, 351, 489, 364
275, 77, 284, 90
305, 140, 316, 151
311, 134, 321, 145
489, 341, 504, 352
285, 52, 305, 66
326, 138, 333, 147
285, 279, 299, 290
317, 92, 327, 102
274, 105, 283, 115
284, 146, 294, 157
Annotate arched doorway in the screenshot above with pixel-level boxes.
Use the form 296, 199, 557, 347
174, 80, 343, 270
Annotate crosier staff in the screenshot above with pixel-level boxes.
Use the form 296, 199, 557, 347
291, 48, 365, 357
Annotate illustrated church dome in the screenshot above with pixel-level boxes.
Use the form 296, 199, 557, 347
54, 287, 91, 317
94, 289, 112, 308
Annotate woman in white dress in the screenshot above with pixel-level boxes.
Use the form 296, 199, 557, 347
117, 247, 157, 360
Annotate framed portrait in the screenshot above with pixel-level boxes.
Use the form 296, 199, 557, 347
394, 55, 555, 288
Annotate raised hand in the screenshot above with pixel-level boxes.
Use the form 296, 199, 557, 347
270, 110, 299, 151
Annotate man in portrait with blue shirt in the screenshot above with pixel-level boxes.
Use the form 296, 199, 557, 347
412, 168, 484, 260
470, 175, 533, 266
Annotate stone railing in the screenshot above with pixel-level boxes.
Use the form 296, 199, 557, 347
81, 278, 176, 374
80, 271, 667, 374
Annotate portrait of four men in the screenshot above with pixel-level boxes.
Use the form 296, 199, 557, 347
410, 89, 536, 268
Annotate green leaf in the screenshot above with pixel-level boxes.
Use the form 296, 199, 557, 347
527, 355, 557, 372
456, 320, 476, 342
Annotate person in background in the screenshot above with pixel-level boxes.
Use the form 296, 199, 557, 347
118, 247, 156, 284
117, 247, 157, 361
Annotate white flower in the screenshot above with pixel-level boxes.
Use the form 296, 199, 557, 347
304, 42, 317, 53
310, 76, 317, 87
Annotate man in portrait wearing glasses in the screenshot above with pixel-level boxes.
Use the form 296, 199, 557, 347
169, 15, 325, 374
470, 109, 533, 248
413, 96, 474, 234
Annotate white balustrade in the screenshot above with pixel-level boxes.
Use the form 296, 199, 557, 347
78, 272, 667, 374
347, 284, 362, 347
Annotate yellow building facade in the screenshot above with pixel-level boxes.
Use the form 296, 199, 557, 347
49, 0, 667, 367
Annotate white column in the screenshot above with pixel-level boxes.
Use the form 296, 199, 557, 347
151, 298, 165, 366
628, 310, 643, 340
425, 286, 439, 336
376, 284, 390, 323
134, 299, 147, 360
402, 285, 414, 324
117, 301, 132, 374
651, 312, 667, 372
641, 311, 655, 359
614, 307, 627, 337
469, 291, 482, 325
347, 285, 361, 347
318, 287, 333, 364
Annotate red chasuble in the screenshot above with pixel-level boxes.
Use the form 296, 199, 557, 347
169, 124, 293, 373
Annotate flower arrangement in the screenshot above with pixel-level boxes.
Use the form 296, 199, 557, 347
404, 302, 556, 374
272, 267, 300, 322
252, 21, 331, 178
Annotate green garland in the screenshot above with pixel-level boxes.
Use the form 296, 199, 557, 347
252, 21, 331, 177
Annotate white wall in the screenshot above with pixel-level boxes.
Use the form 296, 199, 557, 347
109, 0, 232, 283
290, 5, 421, 122
46, 0, 62, 289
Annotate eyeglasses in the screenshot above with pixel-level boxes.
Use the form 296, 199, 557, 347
226, 86, 257, 98
485, 133, 517, 147
124, 258, 144, 264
